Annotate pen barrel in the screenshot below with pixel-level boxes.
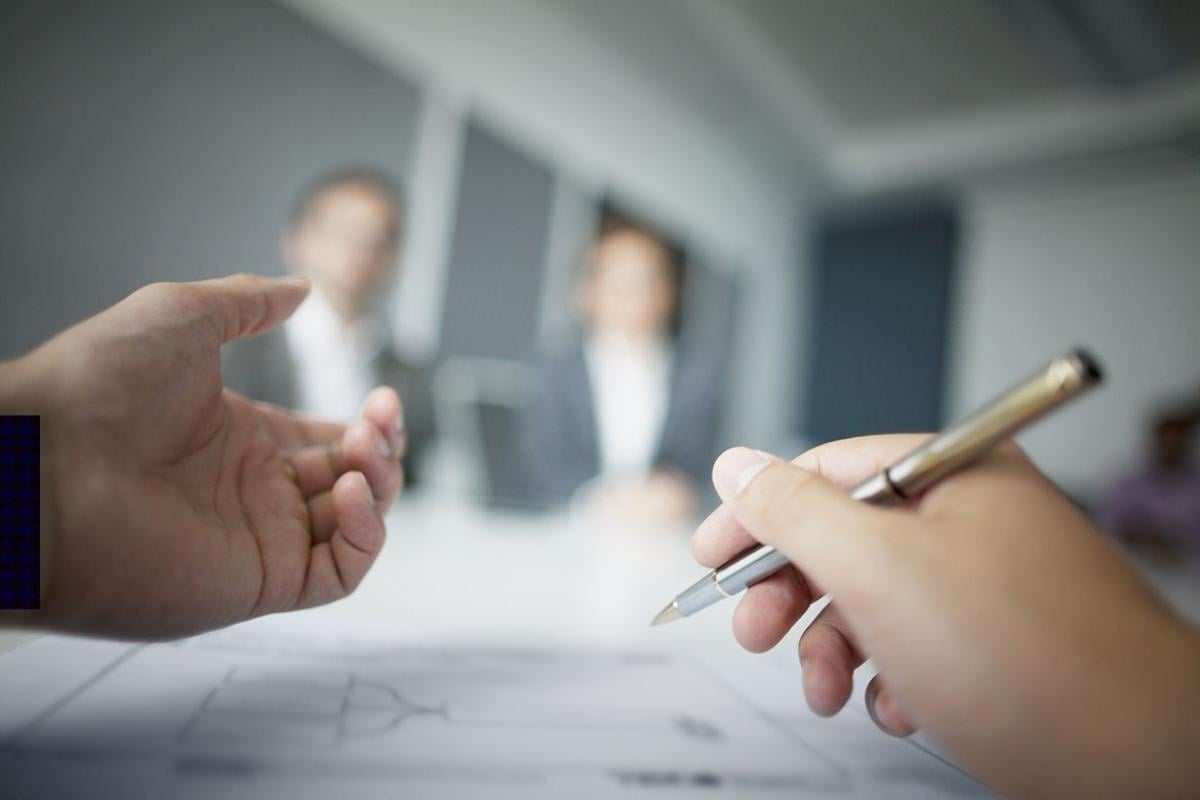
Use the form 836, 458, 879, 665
708, 471, 910, 600
884, 350, 1101, 498
713, 546, 791, 597
663, 349, 1102, 621
672, 570, 731, 616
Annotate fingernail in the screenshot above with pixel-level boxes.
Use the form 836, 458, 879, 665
865, 684, 904, 737
865, 682, 885, 732
713, 447, 770, 498
359, 472, 375, 507
376, 431, 391, 458
393, 403, 405, 438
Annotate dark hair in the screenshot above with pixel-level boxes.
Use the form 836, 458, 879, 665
590, 209, 687, 336
289, 167, 405, 238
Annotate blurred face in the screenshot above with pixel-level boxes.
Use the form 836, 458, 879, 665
1153, 421, 1190, 469
284, 182, 399, 308
582, 230, 678, 340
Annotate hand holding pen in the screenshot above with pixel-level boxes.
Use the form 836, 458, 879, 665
679, 354, 1200, 799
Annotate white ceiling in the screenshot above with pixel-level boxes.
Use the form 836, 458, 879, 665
556, 0, 1200, 193
291, 0, 1200, 196
734, 0, 1072, 130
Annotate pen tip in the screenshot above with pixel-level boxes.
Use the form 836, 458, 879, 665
651, 601, 683, 627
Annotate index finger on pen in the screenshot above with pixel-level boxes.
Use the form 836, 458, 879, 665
790, 434, 933, 488
690, 435, 932, 569
691, 503, 757, 569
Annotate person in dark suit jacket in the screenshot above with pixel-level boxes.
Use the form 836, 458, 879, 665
222, 169, 434, 484
523, 216, 721, 525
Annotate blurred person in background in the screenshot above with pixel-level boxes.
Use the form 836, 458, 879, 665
1097, 394, 1200, 559
522, 215, 721, 527
222, 168, 434, 485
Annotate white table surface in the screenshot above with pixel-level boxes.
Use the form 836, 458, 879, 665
0, 492, 778, 655
277, 490, 821, 678
7, 492, 1199, 800
5, 488, 1200, 659
5, 489, 1199, 656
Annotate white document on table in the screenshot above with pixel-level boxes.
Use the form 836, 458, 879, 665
0, 620, 990, 799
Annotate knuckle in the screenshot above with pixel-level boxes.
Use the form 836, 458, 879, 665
132, 280, 184, 305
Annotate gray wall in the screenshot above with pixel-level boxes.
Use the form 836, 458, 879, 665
953, 154, 1200, 497
0, 0, 420, 358
439, 122, 555, 360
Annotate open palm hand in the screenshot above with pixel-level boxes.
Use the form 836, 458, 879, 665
21, 274, 403, 638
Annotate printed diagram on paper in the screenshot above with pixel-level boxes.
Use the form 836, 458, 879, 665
0, 627, 990, 798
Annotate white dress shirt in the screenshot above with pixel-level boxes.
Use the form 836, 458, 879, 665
584, 334, 673, 480
283, 289, 383, 422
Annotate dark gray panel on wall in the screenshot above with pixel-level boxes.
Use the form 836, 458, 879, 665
681, 259, 739, 365
0, 0, 420, 358
680, 258, 739, 448
439, 123, 555, 360
804, 206, 957, 442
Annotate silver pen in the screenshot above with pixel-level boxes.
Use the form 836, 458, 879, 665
652, 349, 1103, 626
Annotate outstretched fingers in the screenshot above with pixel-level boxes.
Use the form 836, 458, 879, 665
288, 417, 403, 510
283, 389, 405, 577
298, 471, 386, 607
360, 386, 406, 458
253, 401, 345, 451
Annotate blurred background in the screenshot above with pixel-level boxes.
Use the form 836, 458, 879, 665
2, 0, 1199, 550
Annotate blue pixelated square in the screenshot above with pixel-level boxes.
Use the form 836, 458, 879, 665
0, 415, 39, 609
